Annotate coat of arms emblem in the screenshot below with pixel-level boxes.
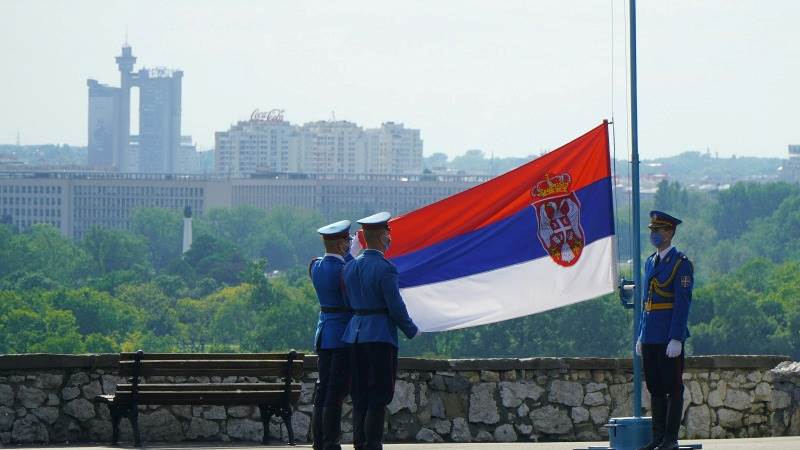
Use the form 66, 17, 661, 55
531, 172, 585, 267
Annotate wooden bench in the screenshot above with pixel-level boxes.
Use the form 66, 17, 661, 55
96, 350, 304, 446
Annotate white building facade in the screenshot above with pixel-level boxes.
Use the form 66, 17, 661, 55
214, 111, 423, 176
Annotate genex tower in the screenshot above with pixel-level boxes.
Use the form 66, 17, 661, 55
87, 44, 183, 173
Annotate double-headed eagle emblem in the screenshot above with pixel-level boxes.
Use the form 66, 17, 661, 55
531, 173, 585, 267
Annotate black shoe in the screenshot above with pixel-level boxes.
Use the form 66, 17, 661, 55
363, 407, 386, 450
639, 394, 667, 450
664, 391, 684, 442
311, 406, 324, 450
654, 439, 679, 450
322, 406, 343, 450
636, 438, 662, 450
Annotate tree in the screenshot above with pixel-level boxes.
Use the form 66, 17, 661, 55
209, 284, 256, 350
183, 233, 248, 285
116, 283, 179, 337
709, 182, 798, 239
654, 180, 690, 216
131, 208, 183, 270
203, 205, 268, 259
81, 226, 151, 275
48, 288, 143, 338
5, 224, 89, 286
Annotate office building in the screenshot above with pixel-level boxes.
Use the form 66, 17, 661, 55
0, 171, 486, 240
87, 45, 183, 173
214, 113, 424, 175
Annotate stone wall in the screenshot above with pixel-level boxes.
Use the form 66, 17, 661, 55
0, 354, 797, 445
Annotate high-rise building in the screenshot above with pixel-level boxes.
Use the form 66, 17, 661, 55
301, 120, 367, 174
86, 80, 121, 168
87, 44, 183, 173
135, 67, 183, 173
365, 122, 423, 174
214, 112, 423, 175
175, 136, 204, 174
785, 145, 800, 183
215, 111, 303, 177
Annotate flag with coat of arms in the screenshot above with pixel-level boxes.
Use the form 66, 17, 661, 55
350, 122, 617, 332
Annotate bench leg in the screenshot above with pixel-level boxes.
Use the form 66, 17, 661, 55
130, 408, 142, 447
281, 408, 295, 446
110, 406, 122, 445
259, 405, 273, 444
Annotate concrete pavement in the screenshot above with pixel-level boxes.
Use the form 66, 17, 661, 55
41, 436, 800, 449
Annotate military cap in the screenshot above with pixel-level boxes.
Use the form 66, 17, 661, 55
648, 210, 682, 229
316, 220, 352, 240
357, 211, 392, 230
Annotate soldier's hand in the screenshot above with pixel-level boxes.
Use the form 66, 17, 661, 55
666, 339, 682, 358
635, 338, 642, 356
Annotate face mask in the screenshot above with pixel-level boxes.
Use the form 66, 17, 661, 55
649, 231, 663, 247
382, 235, 391, 251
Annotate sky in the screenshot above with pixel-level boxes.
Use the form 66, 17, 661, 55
1, 0, 798, 159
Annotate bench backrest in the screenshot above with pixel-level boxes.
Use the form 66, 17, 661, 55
118, 351, 305, 379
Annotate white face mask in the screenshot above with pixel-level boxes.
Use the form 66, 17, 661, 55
381, 235, 391, 251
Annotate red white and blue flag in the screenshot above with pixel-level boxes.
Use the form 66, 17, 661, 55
354, 123, 617, 332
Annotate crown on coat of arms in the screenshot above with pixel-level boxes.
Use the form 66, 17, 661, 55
532, 172, 572, 199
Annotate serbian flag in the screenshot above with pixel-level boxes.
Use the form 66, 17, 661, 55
353, 123, 616, 332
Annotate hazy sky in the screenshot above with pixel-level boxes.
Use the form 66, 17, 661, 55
1, 0, 798, 159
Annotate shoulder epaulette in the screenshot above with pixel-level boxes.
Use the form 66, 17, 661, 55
308, 257, 322, 277
677, 252, 694, 272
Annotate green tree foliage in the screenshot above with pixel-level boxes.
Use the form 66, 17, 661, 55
81, 226, 151, 275
1, 183, 798, 359
131, 208, 183, 270
709, 182, 798, 239
691, 259, 800, 359
183, 234, 247, 285
654, 180, 690, 216
0, 224, 89, 286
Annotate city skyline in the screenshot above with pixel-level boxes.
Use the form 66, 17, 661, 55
1, 1, 799, 159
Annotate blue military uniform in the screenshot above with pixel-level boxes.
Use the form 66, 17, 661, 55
637, 211, 694, 450
639, 247, 694, 344
342, 212, 419, 450
340, 249, 418, 347
311, 253, 354, 351
309, 219, 353, 450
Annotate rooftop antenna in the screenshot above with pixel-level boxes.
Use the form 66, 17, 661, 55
124, 27, 129, 46
331, 110, 336, 121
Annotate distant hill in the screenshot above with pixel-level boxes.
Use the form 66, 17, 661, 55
620, 151, 784, 186
0, 144, 87, 166
425, 149, 785, 187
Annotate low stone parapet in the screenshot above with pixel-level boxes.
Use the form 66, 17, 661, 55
0, 354, 797, 444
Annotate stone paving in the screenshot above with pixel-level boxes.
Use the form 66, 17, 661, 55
30, 436, 800, 450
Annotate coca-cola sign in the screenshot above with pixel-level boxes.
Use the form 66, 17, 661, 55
250, 109, 285, 122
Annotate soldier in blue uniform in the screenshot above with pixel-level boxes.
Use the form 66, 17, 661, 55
341, 212, 420, 450
309, 219, 354, 450
636, 211, 694, 450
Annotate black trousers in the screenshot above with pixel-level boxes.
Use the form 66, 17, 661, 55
642, 343, 685, 441
642, 343, 684, 398
350, 342, 398, 410
314, 348, 350, 407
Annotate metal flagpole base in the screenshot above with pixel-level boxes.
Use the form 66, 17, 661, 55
572, 416, 702, 450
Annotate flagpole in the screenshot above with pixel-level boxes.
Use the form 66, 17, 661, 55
629, 0, 643, 418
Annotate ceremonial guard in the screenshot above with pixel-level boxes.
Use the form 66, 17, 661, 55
341, 212, 420, 450
309, 220, 354, 450
636, 211, 694, 450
